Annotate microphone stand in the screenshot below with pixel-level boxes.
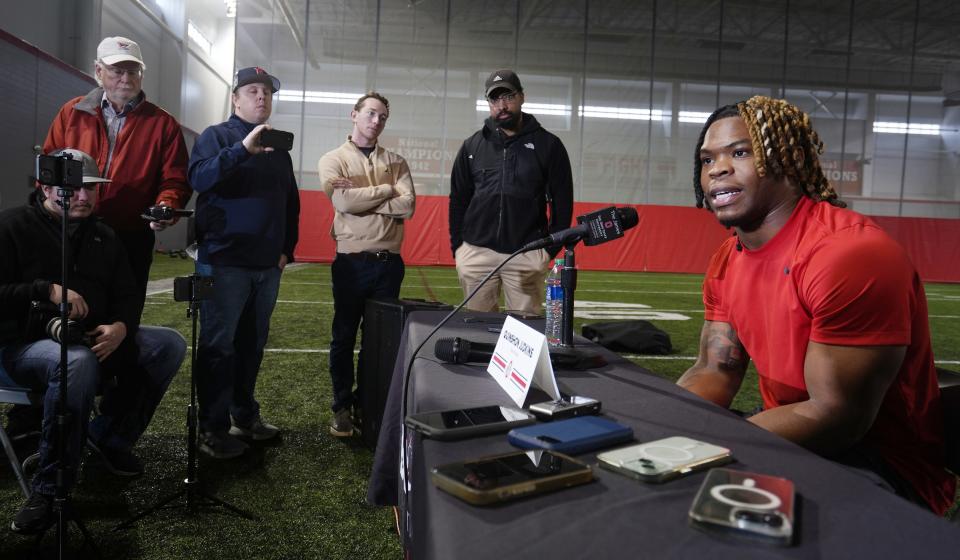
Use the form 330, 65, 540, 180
51, 185, 101, 558
548, 242, 607, 370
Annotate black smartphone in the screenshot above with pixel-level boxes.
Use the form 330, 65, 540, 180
431, 449, 593, 505
260, 128, 294, 150
405, 405, 536, 441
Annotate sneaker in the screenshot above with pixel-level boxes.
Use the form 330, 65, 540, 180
199, 431, 249, 459
10, 492, 53, 535
329, 408, 354, 437
229, 417, 280, 441
86, 437, 144, 477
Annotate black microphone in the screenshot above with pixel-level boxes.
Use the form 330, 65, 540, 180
434, 337, 497, 364
520, 206, 639, 252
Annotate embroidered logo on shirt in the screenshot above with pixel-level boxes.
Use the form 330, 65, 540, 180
468, 154, 473, 159
524, 143, 535, 150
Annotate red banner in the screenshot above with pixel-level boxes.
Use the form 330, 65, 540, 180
296, 193, 960, 283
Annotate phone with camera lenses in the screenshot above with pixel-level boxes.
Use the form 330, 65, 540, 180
431, 449, 593, 505
597, 436, 732, 483
688, 468, 795, 545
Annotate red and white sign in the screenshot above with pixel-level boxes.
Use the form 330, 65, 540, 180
486, 317, 560, 407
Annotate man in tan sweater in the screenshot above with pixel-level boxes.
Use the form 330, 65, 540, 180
318, 92, 416, 437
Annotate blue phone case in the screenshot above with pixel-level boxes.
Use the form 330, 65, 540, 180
508, 416, 634, 455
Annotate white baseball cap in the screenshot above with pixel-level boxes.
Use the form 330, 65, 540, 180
97, 36, 146, 68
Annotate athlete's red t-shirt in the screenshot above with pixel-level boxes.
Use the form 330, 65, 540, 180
703, 196, 955, 514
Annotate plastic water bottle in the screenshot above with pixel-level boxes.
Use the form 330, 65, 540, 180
544, 258, 564, 347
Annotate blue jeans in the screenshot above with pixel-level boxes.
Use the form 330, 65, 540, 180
195, 263, 281, 433
329, 253, 404, 412
0, 326, 184, 495
88, 326, 186, 452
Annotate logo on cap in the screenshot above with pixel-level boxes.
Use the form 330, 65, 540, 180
117, 41, 131, 51
493, 75, 503, 82
255, 67, 266, 75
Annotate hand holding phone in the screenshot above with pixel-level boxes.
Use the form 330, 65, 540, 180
259, 128, 294, 151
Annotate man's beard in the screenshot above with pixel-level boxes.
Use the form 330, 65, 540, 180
495, 110, 521, 131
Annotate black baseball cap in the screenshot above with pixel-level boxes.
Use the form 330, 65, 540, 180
233, 66, 281, 93
485, 69, 522, 98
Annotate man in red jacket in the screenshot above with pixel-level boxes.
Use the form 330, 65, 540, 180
43, 36, 192, 313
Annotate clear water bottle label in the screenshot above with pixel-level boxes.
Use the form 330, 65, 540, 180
547, 285, 564, 300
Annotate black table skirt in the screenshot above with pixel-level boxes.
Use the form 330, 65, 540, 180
368, 311, 960, 559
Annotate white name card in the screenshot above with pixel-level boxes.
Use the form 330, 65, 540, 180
486, 316, 561, 407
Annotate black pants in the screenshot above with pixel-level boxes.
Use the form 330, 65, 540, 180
328, 252, 404, 413
116, 227, 156, 319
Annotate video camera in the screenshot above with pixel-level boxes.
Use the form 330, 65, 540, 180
36, 153, 84, 189
173, 274, 215, 303
142, 205, 194, 222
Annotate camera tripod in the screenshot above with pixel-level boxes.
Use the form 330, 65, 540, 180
116, 278, 254, 529
45, 182, 101, 558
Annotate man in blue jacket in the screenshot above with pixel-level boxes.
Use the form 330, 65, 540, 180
187, 67, 300, 459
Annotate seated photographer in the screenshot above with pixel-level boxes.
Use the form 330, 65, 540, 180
0, 149, 185, 534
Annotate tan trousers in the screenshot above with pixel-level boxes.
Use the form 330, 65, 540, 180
455, 242, 551, 314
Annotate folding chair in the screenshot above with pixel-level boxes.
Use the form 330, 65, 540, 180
0, 363, 41, 498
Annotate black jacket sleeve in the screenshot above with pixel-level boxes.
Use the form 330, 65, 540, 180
545, 136, 574, 258
448, 141, 475, 258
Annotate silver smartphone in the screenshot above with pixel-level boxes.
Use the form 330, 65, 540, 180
688, 467, 795, 545
528, 395, 601, 420
597, 436, 732, 483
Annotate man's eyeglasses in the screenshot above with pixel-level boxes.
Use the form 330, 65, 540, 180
101, 64, 143, 79
488, 92, 518, 104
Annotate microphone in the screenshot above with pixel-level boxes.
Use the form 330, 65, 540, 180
520, 206, 639, 252
434, 337, 497, 364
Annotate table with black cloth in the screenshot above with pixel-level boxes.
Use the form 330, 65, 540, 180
367, 310, 960, 559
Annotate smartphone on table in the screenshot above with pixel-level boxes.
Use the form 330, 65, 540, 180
529, 395, 601, 420
597, 436, 732, 483
507, 416, 633, 455
688, 467, 796, 545
405, 405, 536, 441
431, 449, 593, 505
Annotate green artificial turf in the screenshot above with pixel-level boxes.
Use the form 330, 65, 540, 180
2, 260, 958, 557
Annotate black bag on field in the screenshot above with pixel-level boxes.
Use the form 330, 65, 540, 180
581, 320, 672, 355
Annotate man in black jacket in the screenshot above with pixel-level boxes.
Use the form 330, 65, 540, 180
0, 149, 185, 535
448, 69, 573, 314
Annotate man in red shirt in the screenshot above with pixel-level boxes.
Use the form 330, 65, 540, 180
678, 96, 955, 514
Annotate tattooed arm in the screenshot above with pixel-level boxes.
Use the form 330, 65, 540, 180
677, 320, 750, 408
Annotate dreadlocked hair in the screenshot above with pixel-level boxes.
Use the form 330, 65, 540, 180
693, 95, 845, 209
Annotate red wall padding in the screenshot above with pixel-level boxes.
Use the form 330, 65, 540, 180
295, 192, 960, 282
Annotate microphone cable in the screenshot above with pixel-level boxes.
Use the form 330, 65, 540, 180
398, 245, 526, 532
